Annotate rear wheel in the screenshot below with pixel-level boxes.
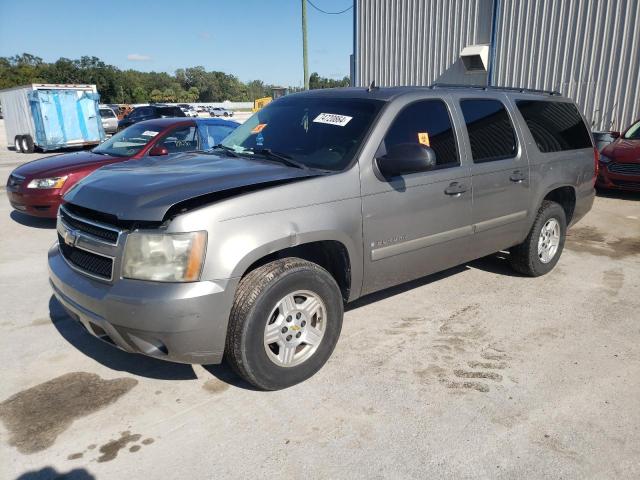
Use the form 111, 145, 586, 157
509, 200, 566, 276
21, 135, 34, 153
225, 258, 343, 390
14, 136, 23, 153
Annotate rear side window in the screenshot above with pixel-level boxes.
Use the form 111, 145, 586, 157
460, 99, 517, 162
100, 108, 115, 119
383, 99, 459, 168
516, 100, 592, 152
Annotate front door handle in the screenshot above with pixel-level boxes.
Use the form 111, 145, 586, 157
444, 182, 468, 196
510, 170, 526, 182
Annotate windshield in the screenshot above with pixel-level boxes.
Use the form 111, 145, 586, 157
93, 124, 161, 157
220, 96, 383, 171
623, 120, 640, 140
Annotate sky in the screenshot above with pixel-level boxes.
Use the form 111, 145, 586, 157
0, 0, 353, 86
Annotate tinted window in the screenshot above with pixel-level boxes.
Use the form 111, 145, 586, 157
460, 99, 517, 162
517, 100, 592, 151
382, 99, 459, 168
221, 97, 383, 171
160, 126, 198, 153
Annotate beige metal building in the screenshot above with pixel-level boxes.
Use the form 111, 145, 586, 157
354, 0, 640, 131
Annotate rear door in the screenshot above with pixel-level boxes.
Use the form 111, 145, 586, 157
455, 95, 531, 254
360, 96, 473, 294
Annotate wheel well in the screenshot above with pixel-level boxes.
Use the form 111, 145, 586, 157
243, 241, 352, 303
544, 186, 576, 224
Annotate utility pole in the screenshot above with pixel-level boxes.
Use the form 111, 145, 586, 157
302, 0, 309, 90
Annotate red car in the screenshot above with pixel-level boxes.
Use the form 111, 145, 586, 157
597, 118, 640, 191
6, 117, 239, 218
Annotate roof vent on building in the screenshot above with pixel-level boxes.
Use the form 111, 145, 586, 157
460, 45, 489, 72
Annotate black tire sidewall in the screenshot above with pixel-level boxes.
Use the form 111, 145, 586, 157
241, 267, 343, 390
22, 135, 34, 153
528, 203, 567, 276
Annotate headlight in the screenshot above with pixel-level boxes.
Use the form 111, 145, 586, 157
27, 176, 68, 189
122, 231, 207, 282
599, 154, 612, 164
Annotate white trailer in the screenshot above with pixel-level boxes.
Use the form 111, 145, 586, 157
0, 83, 105, 153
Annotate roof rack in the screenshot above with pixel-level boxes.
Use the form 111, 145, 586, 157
430, 83, 561, 96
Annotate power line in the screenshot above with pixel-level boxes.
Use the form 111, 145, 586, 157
306, 0, 353, 15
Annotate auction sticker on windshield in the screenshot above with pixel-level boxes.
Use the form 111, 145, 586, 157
313, 113, 352, 127
142, 131, 159, 137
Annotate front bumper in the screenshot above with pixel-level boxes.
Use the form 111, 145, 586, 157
48, 243, 239, 364
596, 164, 640, 191
7, 189, 61, 218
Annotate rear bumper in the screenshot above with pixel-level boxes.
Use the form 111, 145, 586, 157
48, 243, 239, 364
571, 185, 595, 226
7, 189, 61, 218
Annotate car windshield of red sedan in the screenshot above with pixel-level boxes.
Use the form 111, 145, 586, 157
623, 120, 640, 140
93, 124, 162, 157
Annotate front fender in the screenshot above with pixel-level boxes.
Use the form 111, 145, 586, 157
201, 198, 364, 300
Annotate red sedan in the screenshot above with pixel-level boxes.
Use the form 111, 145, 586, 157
597, 118, 640, 192
6, 117, 238, 218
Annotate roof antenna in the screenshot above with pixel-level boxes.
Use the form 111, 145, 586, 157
367, 80, 378, 92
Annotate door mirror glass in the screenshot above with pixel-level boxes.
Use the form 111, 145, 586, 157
376, 143, 436, 178
149, 145, 169, 156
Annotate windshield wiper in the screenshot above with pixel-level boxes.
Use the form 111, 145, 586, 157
251, 148, 308, 170
210, 144, 240, 157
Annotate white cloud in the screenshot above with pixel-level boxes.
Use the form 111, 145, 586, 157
127, 53, 152, 62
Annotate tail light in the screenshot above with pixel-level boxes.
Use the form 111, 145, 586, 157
593, 147, 600, 184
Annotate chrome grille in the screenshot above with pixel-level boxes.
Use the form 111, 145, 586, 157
59, 206, 120, 244
607, 162, 640, 176
58, 233, 114, 280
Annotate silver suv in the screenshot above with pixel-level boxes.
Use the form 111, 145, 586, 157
49, 86, 596, 390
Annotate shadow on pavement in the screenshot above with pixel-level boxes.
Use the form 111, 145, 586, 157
10, 211, 57, 229
596, 187, 640, 201
15, 467, 95, 480
49, 296, 197, 381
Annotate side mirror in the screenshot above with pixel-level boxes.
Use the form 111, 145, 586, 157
375, 143, 437, 178
149, 145, 169, 156
610, 131, 621, 139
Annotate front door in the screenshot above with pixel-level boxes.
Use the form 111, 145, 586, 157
361, 97, 473, 295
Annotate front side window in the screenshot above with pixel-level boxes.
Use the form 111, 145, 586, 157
624, 119, 640, 140
221, 96, 383, 171
381, 99, 459, 168
460, 99, 517, 162
159, 126, 198, 153
516, 100, 592, 152
100, 108, 115, 119
93, 124, 162, 157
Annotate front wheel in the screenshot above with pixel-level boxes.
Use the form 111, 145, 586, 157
509, 200, 567, 276
225, 258, 343, 390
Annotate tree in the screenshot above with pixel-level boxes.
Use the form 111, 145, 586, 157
131, 86, 148, 103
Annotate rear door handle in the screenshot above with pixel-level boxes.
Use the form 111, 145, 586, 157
444, 182, 468, 196
510, 170, 526, 182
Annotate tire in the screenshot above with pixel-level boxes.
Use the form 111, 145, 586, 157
225, 257, 343, 390
21, 135, 35, 153
224, 112, 229, 117
14, 136, 23, 153
509, 200, 567, 277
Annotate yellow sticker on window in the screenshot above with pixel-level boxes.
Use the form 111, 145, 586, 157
418, 132, 430, 146
251, 123, 267, 134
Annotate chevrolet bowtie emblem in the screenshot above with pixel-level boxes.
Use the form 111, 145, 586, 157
63, 229, 79, 247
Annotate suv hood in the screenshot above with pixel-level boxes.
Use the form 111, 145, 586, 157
63, 152, 324, 222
